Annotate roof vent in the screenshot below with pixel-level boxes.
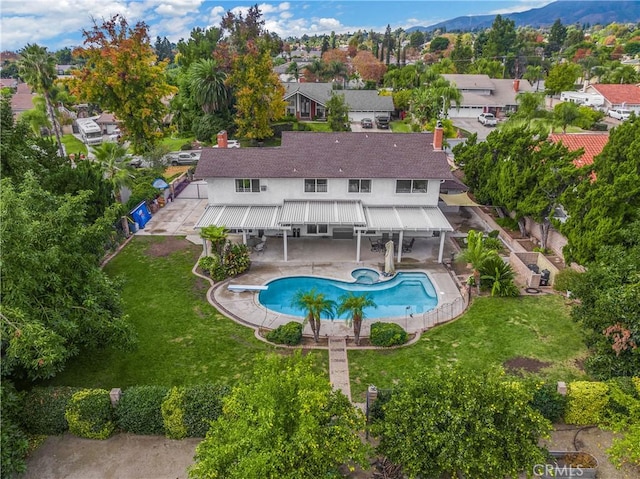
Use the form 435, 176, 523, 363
335, 139, 339, 143
339, 168, 343, 172
394, 143, 397, 147
293, 168, 297, 172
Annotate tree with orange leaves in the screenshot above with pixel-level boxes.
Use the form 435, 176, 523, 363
70, 15, 176, 154
352, 51, 386, 84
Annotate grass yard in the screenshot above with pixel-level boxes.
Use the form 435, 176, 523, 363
46, 236, 328, 389
305, 121, 333, 132
160, 135, 197, 151
390, 120, 412, 132
61, 134, 87, 156
349, 294, 588, 400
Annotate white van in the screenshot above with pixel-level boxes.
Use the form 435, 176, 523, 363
608, 108, 631, 120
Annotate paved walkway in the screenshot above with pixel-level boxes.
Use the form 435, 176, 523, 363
328, 337, 351, 401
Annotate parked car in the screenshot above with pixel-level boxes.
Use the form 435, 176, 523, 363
361, 118, 373, 128
608, 108, 631, 120
128, 156, 144, 168
213, 139, 241, 148
168, 152, 199, 165
375, 116, 390, 129
478, 113, 497, 126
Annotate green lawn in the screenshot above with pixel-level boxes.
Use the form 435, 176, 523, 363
305, 121, 332, 132
390, 120, 412, 132
47, 236, 328, 388
61, 134, 87, 156
349, 295, 587, 400
160, 135, 197, 151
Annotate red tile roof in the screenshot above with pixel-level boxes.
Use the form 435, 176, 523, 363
548, 133, 609, 168
590, 84, 640, 105
196, 132, 454, 181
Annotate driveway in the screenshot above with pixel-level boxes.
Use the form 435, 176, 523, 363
451, 118, 496, 140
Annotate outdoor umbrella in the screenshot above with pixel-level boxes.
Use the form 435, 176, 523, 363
384, 240, 395, 276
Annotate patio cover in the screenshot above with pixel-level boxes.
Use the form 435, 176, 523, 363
195, 205, 283, 230
439, 192, 481, 207
363, 206, 454, 231
279, 200, 367, 226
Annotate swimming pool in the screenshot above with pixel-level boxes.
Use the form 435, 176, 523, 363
258, 269, 438, 319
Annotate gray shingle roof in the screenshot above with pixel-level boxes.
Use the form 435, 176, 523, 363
195, 132, 455, 180
283, 83, 394, 113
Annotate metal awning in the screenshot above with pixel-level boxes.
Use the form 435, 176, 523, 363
439, 192, 481, 207
195, 205, 283, 230
363, 206, 454, 231
279, 200, 366, 226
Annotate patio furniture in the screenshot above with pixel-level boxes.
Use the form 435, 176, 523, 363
402, 238, 415, 253
369, 237, 382, 252
254, 242, 266, 254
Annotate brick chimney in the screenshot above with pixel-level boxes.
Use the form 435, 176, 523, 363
216, 130, 228, 148
433, 121, 444, 151
513, 79, 520, 92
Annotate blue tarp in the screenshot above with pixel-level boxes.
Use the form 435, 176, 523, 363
152, 178, 169, 189
130, 201, 152, 229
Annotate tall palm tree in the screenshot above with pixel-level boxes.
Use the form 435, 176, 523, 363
200, 225, 228, 258
304, 59, 325, 82
18, 43, 64, 157
291, 288, 335, 343
336, 292, 377, 345
91, 142, 131, 203
187, 59, 228, 114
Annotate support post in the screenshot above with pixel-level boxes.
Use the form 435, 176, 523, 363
242, 230, 247, 245
283, 230, 288, 262
438, 231, 446, 263
356, 230, 361, 262
397, 230, 404, 262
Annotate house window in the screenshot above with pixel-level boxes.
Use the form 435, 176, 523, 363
316, 106, 326, 119
307, 224, 328, 235
305, 178, 328, 193
235, 179, 260, 192
348, 179, 372, 193
301, 97, 311, 117
286, 98, 296, 116
396, 179, 428, 193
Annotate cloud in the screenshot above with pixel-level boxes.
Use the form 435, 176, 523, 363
490, 0, 553, 15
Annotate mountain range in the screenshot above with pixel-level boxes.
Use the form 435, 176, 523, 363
407, 1, 640, 32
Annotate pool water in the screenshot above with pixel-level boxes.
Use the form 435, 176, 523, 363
351, 268, 380, 284
258, 271, 438, 319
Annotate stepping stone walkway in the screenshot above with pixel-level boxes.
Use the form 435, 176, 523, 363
328, 337, 351, 401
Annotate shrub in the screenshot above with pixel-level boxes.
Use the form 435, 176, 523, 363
65, 389, 115, 439
552, 268, 582, 294
115, 386, 168, 435
180, 142, 193, 150
161, 387, 187, 439
530, 382, 567, 422
1, 383, 29, 479
223, 243, 251, 277
483, 236, 503, 252
494, 216, 519, 231
488, 230, 500, 238
565, 381, 610, 425
370, 322, 408, 347
183, 384, 229, 437
197, 255, 218, 275
368, 388, 392, 424
22, 387, 80, 435
266, 321, 303, 345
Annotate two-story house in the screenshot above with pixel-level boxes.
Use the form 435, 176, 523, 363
194, 129, 455, 263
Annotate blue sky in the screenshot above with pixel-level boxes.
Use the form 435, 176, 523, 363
1, 0, 557, 52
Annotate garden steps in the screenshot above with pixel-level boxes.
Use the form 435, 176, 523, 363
328, 337, 351, 401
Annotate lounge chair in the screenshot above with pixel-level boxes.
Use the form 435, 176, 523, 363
254, 242, 266, 253
369, 237, 381, 252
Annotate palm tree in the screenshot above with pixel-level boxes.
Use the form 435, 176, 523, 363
480, 255, 519, 297
304, 59, 325, 82
291, 288, 335, 343
187, 59, 228, 114
286, 61, 300, 82
336, 293, 377, 345
18, 43, 64, 157
91, 142, 132, 203
458, 230, 497, 295
200, 225, 228, 258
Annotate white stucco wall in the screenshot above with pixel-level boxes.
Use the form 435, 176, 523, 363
206, 177, 442, 206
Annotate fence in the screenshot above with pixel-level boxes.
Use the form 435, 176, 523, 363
420, 295, 467, 332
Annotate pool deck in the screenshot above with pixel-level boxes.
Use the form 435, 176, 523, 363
212, 255, 463, 338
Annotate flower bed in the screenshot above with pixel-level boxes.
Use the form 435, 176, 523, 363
536, 451, 598, 478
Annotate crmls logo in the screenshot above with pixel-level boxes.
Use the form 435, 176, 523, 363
533, 463, 585, 477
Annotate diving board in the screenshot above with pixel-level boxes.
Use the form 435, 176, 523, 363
227, 284, 269, 293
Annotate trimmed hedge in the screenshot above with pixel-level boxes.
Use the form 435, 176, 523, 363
65, 389, 115, 439
22, 386, 80, 435
115, 386, 168, 435
530, 382, 567, 422
370, 322, 408, 347
183, 384, 229, 437
162, 387, 188, 439
266, 321, 303, 345
565, 381, 610, 425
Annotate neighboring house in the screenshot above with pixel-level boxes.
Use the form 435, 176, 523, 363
441, 74, 535, 119
95, 112, 120, 134
10, 82, 36, 117
548, 133, 609, 168
583, 83, 640, 113
274, 61, 311, 83
0, 78, 18, 90
283, 82, 394, 122
194, 129, 455, 262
